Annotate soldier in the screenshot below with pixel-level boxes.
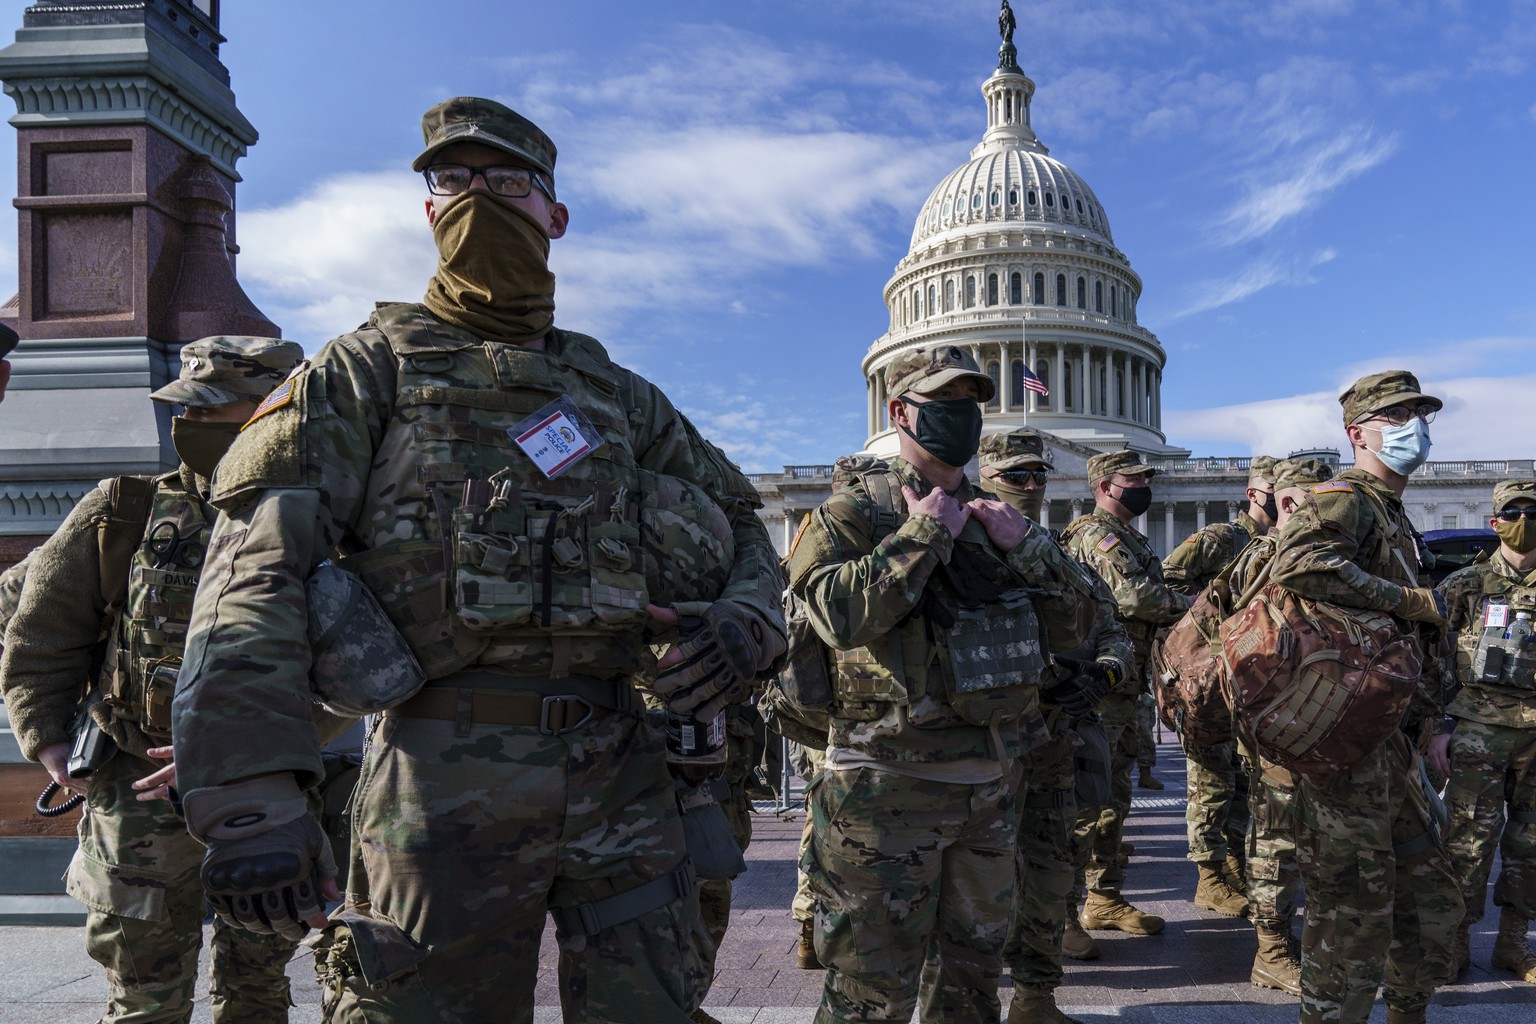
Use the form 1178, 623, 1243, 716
1267, 370, 1461, 1024
1431, 478, 1536, 984
789, 348, 1096, 1024
1062, 449, 1191, 937
0, 336, 306, 1023
168, 98, 786, 1024
1223, 457, 1334, 997
980, 429, 1133, 1024
1163, 456, 1280, 919
1134, 693, 1161, 790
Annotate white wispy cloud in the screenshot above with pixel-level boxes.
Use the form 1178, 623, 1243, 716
1169, 248, 1335, 320
1218, 131, 1398, 245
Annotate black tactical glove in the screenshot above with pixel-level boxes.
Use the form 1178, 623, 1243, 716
1044, 656, 1118, 718
654, 600, 786, 721
185, 774, 337, 942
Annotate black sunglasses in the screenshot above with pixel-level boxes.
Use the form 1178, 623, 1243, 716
1000, 470, 1049, 486
1496, 508, 1536, 522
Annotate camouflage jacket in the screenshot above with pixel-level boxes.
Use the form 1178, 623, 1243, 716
1228, 533, 1277, 603
1047, 567, 1136, 703
1061, 508, 1191, 670
1162, 510, 1260, 596
2, 468, 210, 761
173, 305, 782, 794
1438, 550, 1536, 729
787, 456, 1097, 764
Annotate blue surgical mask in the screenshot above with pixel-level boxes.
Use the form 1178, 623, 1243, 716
1372, 418, 1431, 476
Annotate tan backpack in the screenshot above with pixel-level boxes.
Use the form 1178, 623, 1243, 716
1219, 580, 1421, 785
1152, 566, 1237, 748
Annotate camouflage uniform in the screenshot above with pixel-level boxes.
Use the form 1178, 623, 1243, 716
1062, 451, 1190, 919
1165, 507, 1266, 871
979, 432, 1134, 1010
1267, 370, 1461, 1024
694, 705, 759, 991
171, 100, 784, 1024
1437, 478, 1536, 979
790, 362, 1097, 1024
0, 337, 305, 1024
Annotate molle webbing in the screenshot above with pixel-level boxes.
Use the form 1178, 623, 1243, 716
548, 860, 696, 936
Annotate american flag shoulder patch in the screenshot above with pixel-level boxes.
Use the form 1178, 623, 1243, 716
1096, 534, 1121, 553
789, 515, 811, 557
243, 379, 296, 430
1312, 480, 1353, 494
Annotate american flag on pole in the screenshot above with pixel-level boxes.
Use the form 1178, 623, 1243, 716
1020, 365, 1049, 397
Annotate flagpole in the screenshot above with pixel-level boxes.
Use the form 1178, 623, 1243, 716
1019, 314, 1028, 425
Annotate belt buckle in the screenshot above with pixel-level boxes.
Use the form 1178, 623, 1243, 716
540, 695, 594, 735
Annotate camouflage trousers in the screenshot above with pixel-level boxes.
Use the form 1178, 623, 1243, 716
1183, 738, 1251, 862
312, 708, 707, 1024
1294, 736, 1461, 1023
1245, 757, 1301, 925
1443, 718, 1536, 921
804, 764, 1017, 1024
1135, 694, 1157, 770
1076, 692, 1137, 895
791, 743, 827, 923
1004, 728, 1078, 993
66, 751, 295, 1024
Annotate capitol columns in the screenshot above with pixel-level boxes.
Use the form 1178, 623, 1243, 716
1196, 500, 1208, 530
1162, 501, 1176, 550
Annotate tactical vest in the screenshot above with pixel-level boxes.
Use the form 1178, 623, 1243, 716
1060, 513, 1162, 650
336, 304, 731, 679
1466, 581, 1536, 692
828, 470, 1047, 731
101, 473, 212, 740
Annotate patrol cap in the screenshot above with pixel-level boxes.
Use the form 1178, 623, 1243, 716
883, 345, 996, 403
1249, 455, 1279, 487
0, 322, 17, 358
832, 453, 888, 488
979, 429, 1054, 471
149, 336, 305, 408
1087, 449, 1155, 484
413, 96, 557, 179
1272, 458, 1334, 493
1339, 369, 1442, 426
1493, 479, 1536, 511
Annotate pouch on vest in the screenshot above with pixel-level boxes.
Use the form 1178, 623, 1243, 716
945, 590, 1046, 727
1072, 715, 1113, 810
674, 777, 746, 881
758, 580, 834, 745
308, 563, 427, 716
140, 659, 178, 736
1471, 608, 1536, 691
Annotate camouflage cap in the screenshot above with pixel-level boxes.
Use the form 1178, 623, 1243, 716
1272, 458, 1334, 492
883, 344, 996, 403
1338, 369, 1442, 425
149, 336, 305, 408
832, 453, 888, 487
1249, 455, 1279, 487
1493, 478, 1536, 511
1086, 448, 1155, 484
979, 429, 1054, 471
412, 96, 557, 178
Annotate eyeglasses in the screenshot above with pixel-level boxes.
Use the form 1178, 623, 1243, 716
1496, 508, 1536, 522
1361, 402, 1438, 427
999, 470, 1049, 486
424, 163, 556, 202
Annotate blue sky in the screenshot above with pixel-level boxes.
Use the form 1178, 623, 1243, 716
2, 0, 1533, 469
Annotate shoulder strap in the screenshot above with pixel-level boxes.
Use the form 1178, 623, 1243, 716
98, 476, 154, 612
859, 469, 908, 540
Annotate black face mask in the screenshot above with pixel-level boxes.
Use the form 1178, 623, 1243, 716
1112, 482, 1153, 517
898, 396, 983, 468
1254, 490, 1278, 523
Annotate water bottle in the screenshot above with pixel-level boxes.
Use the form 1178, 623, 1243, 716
665, 707, 728, 765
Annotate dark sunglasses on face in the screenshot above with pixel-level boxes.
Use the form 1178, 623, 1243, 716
1496, 508, 1536, 522
1000, 470, 1049, 486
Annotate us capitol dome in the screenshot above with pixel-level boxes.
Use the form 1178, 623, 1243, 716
862, 24, 1186, 459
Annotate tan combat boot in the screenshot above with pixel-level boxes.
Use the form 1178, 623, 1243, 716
1081, 890, 1166, 935
1008, 986, 1082, 1024
1491, 908, 1536, 983
796, 917, 822, 970
1061, 912, 1102, 960
1194, 861, 1250, 918
1224, 851, 1249, 897
1250, 919, 1302, 996
1450, 918, 1471, 980
1138, 767, 1164, 790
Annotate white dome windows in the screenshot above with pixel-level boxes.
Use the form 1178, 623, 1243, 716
1076, 276, 1087, 310
1032, 272, 1045, 304
987, 273, 999, 306
1055, 273, 1067, 307
965, 276, 977, 308
1010, 272, 1023, 304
